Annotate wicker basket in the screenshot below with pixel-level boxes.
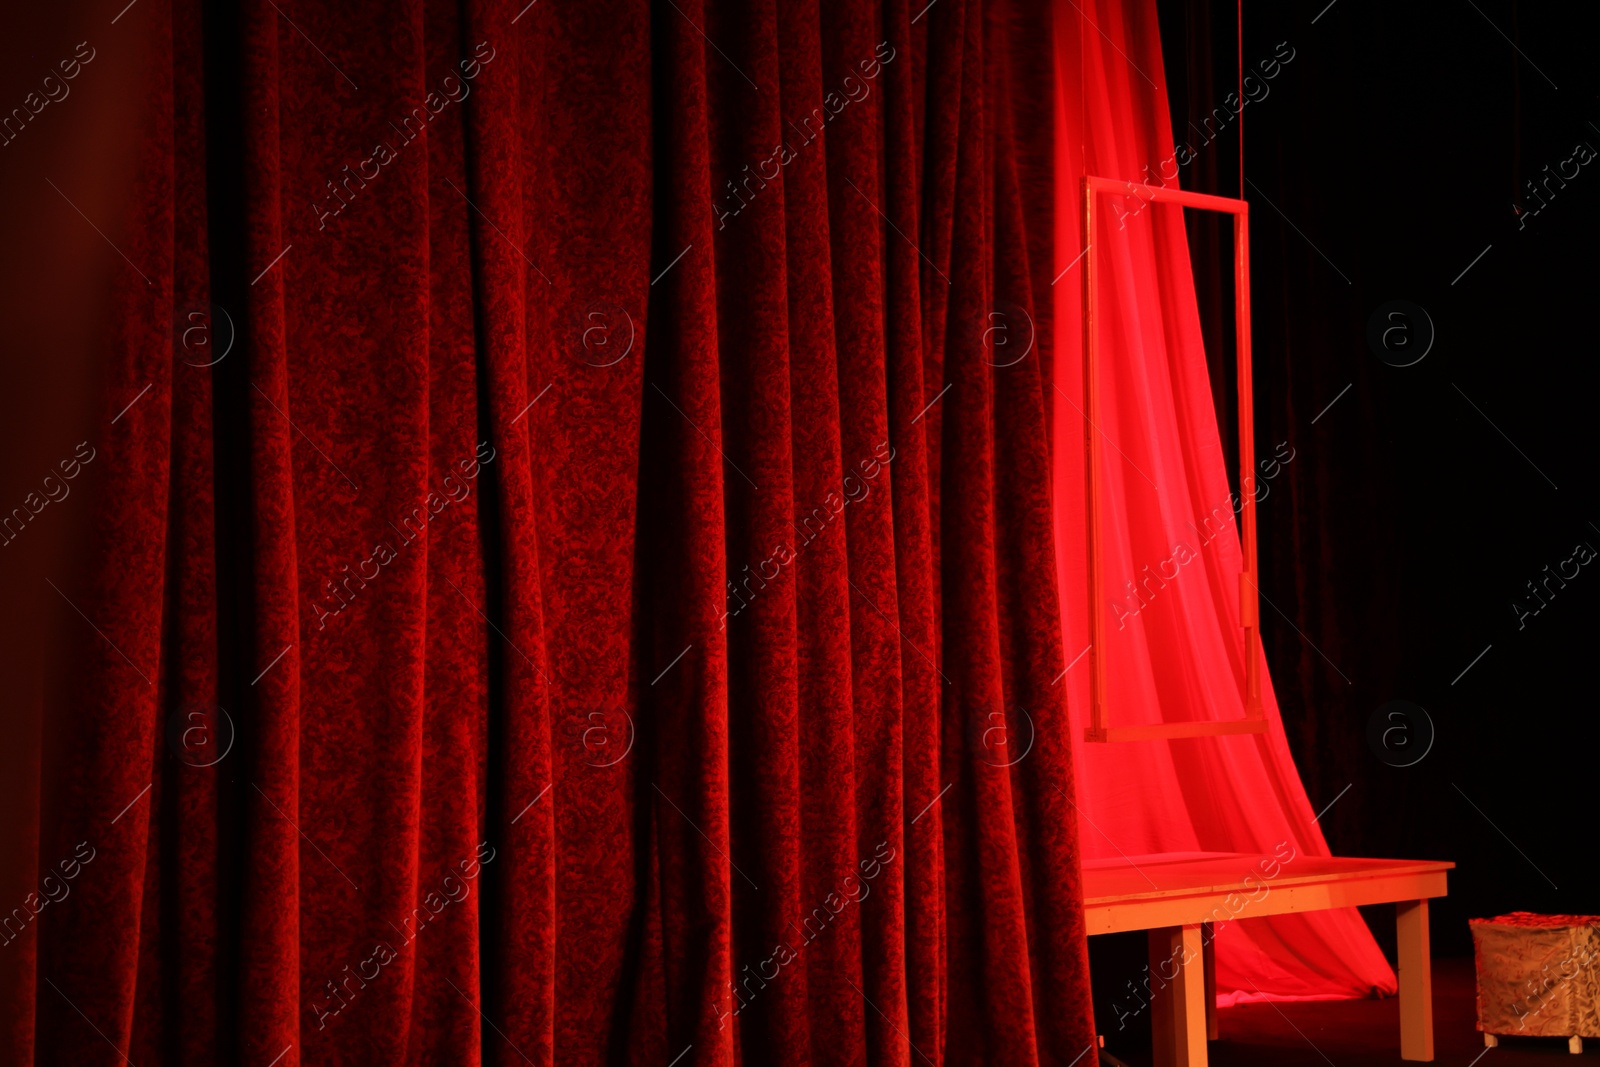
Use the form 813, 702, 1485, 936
1471, 913, 1600, 1053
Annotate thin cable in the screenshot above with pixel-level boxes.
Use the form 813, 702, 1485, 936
1237, 0, 1244, 197
1081, 0, 1087, 184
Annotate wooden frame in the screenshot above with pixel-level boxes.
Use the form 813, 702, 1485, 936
1081, 176, 1263, 743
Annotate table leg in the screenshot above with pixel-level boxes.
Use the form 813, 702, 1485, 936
1397, 899, 1434, 1061
1202, 922, 1218, 1041
1149, 924, 1208, 1067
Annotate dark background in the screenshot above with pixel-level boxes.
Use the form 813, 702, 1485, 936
1155, 0, 1599, 960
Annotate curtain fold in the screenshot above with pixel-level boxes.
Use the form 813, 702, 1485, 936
24, 0, 1093, 1064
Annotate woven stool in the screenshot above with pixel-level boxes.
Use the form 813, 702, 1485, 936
1472, 912, 1600, 1053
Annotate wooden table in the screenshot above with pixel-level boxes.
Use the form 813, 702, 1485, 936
1082, 852, 1454, 1066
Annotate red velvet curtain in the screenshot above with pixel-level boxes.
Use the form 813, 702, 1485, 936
19, 0, 1095, 1064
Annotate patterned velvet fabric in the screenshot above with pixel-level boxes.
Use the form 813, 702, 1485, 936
20, 0, 1094, 1063
1473, 915, 1600, 1039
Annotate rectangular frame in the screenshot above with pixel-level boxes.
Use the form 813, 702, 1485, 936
1082, 176, 1264, 743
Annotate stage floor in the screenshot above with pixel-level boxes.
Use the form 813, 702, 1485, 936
1110, 957, 1590, 1065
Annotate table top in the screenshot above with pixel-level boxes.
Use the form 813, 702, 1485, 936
1082, 850, 1455, 906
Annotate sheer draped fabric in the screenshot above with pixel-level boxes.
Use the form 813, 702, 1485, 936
1051, 0, 1397, 1003
20, 0, 1096, 1064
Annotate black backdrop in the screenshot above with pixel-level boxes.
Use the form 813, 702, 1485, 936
1150, 0, 1600, 960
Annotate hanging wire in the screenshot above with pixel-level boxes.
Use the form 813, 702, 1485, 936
1237, 0, 1244, 198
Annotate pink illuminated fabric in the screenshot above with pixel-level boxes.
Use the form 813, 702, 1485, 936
1051, 0, 1398, 1002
